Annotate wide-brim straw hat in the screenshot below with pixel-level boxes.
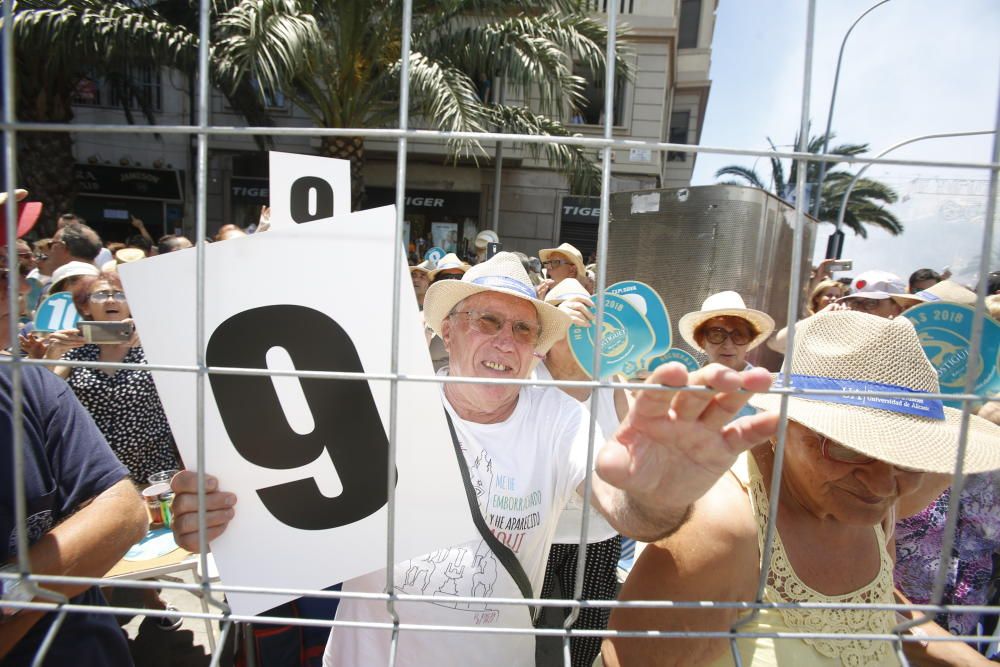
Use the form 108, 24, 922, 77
423, 251, 570, 354
749, 310, 1000, 474
538, 243, 586, 279
427, 252, 471, 281
544, 277, 591, 305
914, 279, 977, 305
474, 229, 499, 250
0, 189, 42, 245
115, 248, 145, 264
678, 291, 775, 352
409, 259, 433, 274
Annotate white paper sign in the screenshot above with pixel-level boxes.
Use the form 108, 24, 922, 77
630, 191, 661, 214
119, 206, 475, 615
267, 151, 351, 229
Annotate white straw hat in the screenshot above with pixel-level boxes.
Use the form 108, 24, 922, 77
749, 310, 1000, 474
678, 291, 775, 352
50, 261, 99, 292
423, 251, 570, 354
409, 259, 433, 274
544, 278, 591, 305
427, 253, 471, 281
474, 229, 499, 250
538, 243, 586, 279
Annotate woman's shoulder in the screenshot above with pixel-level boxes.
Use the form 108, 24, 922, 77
627, 471, 759, 596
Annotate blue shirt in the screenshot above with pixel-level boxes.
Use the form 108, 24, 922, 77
1, 365, 133, 666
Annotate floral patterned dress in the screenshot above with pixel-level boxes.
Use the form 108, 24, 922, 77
894, 472, 1000, 636
62, 344, 180, 485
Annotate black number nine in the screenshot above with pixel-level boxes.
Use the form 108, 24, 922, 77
290, 176, 334, 223
207, 305, 394, 530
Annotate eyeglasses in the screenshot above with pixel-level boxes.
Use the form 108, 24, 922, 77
90, 290, 127, 303
703, 326, 752, 346
34, 253, 47, 261
846, 297, 885, 312
541, 259, 569, 268
449, 310, 541, 346
801, 431, 920, 472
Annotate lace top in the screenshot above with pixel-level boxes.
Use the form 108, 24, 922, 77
704, 453, 901, 667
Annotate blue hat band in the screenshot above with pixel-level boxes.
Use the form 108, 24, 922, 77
470, 275, 537, 299
775, 374, 945, 420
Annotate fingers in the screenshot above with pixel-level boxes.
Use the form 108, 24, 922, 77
670, 364, 743, 421
628, 362, 688, 419
169, 472, 237, 553
558, 299, 594, 327
697, 368, 773, 430
720, 411, 780, 457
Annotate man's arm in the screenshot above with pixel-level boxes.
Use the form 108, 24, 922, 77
0, 478, 147, 658
580, 363, 779, 541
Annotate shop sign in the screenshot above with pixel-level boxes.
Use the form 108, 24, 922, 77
75, 164, 183, 200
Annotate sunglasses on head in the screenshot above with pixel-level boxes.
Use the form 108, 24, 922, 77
434, 273, 464, 282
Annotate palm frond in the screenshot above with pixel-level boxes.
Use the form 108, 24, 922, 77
488, 105, 601, 194
713, 165, 766, 190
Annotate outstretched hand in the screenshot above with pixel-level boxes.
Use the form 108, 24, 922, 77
594, 362, 778, 537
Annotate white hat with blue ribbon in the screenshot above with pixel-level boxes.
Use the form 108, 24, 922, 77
423, 251, 570, 353
748, 310, 1000, 474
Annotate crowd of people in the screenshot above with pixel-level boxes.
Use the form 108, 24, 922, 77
2, 189, 1000, 666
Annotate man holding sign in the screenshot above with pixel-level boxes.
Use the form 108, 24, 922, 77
170, 252, 779, 666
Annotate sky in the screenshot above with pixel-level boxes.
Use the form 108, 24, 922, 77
689, 0, 1000, 286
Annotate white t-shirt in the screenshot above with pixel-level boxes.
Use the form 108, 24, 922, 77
534, 363, 620, 544
324, 382, 599, 667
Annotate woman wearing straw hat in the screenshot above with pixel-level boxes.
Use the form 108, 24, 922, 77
679, 291, 775, 373
604, 311, 1000, 667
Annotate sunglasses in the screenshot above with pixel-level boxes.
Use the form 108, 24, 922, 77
434, 273, 464, 282
449, 309, 541, 346
790, 426, 921, 472
846, 298, 886, 313
703, 326, 752, 346
89, 290, 127, 303
541, 259, 569, 268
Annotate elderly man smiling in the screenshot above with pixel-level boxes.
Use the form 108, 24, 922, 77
170, 252, 779, 666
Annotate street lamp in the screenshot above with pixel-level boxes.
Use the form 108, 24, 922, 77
817, 0, 894, 258
835, 129, 996, 236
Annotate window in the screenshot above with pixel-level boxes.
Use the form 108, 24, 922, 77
678, 0, 702, 49
250, 76, 288, 111
667, 111, 690, 162
569, 62, 625, 127
72, 66, 162, 112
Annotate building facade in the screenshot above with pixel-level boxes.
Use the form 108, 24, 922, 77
68, 0, 715, 259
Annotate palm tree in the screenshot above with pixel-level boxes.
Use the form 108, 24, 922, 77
715, 131, 902, 238
9, 0, 290, 233
216, 0, 629, 207
11, 0, 628, 218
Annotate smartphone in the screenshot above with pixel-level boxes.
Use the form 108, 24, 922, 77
78, 321, 134, 345
486, 241, 502, 259
827, 260, 853, 273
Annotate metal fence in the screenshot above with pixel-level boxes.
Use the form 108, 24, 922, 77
2, 0, 999, 666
